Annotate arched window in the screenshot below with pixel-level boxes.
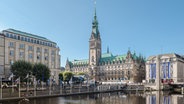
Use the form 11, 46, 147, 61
18, 36, 20, 40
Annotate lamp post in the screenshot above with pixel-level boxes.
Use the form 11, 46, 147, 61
27, 73, 29, 92
91, 66, 96, 92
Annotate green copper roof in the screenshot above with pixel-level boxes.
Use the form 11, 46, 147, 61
101, 53, 113, 58
100, 53, 126, 63
69, 51, 146, 66
72, 59, 88, 65
70, 53, 127, 66
3, 29, 55, 43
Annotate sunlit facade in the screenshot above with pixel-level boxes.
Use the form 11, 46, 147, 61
146, 53, 184, 84
0, 29, 61, 83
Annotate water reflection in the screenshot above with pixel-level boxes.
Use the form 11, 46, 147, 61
1, 91, 184, 104
146, 91, 184, 104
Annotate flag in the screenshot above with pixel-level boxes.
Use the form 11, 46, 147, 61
25, 74, 29, 79
69, 77, 73, 84
15, 77, 20, 84
33, 77, 37, 85
8, 73, 14, 80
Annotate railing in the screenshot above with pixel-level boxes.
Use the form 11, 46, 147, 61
0, 83, 144, 100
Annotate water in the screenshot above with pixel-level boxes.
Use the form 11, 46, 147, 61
1, 91, 184, 104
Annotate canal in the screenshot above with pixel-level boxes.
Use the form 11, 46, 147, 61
1, 91, 184, 104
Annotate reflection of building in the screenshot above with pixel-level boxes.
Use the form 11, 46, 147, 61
65, 10, 145, 82
146, 53, 184, 84
0, 29, 60, 82
146, 91, 183, 104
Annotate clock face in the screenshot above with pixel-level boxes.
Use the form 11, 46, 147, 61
90, 42, 95, 47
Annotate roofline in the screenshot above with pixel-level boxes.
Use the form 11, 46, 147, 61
147, 53, 184, 60
3, 29, 57, 44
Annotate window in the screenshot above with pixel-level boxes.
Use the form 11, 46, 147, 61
37, 47, 41, 52
51, 57, 55, 61
28, 46, 33, 51
21, 37, 25, 41
31, 39, 33, 43
44, 49, 48, 53
9, 42, 14, 47
13, 35, 16, 39
10, 60, 14, 65
45, 56, 48, 61
51, 50, 55, 55
6, 33, 9, 37
34, 39, 36, 43
19, 52, 24, 58
28, 38, 30, 42
37, 40, 39, 44
9, 50, 14, 56
25, 37, 27, 41
18, 36, 20, 40
19, 44, 25, 49
10, 34, 13, 38
28, 53, 33, 59
37, 55, 40, 60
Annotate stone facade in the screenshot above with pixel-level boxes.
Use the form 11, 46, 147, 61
0, 34, 5, 78
146, 53, 184, 84
65, 11, 145, 83
1, 29, 61, 83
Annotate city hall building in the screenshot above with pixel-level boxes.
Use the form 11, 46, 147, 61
0, 29, 60, 82
65, 11, 145, 82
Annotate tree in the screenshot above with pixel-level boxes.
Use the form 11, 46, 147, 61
77, 72, 86, 75
59, 72, 63, 81
63, 71, 73, 84
32, 63, 50, 82
11, 60, 33, 81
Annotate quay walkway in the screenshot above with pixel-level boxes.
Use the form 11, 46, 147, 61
0, 83, 144, 102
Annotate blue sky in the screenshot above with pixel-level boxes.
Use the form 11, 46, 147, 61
0, 0, 184, 67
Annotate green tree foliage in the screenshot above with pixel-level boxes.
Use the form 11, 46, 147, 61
11, 60, 33, 81
59, 72, 63, 81
77, 72, 86, 75
32, 63, 50, 82
63, 71, 73, 83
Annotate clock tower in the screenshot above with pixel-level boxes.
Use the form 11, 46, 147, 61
89, 9, 101, 66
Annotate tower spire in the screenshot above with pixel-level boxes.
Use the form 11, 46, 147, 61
107, 46, 109, 53
94, 0, 96, 17
91, 0, 100, 40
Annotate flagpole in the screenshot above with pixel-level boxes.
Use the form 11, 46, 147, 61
12, 76, 14, 93
27, 73, 29, 92
34, 76, 36, 96
0, 76, 2, 99
49, 78, 51, 95
19, 77, 20, 98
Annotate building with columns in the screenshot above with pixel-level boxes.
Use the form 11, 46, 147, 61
146, 53, 184, 85
65, 10, 145, 82
0, 29, 60, 83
